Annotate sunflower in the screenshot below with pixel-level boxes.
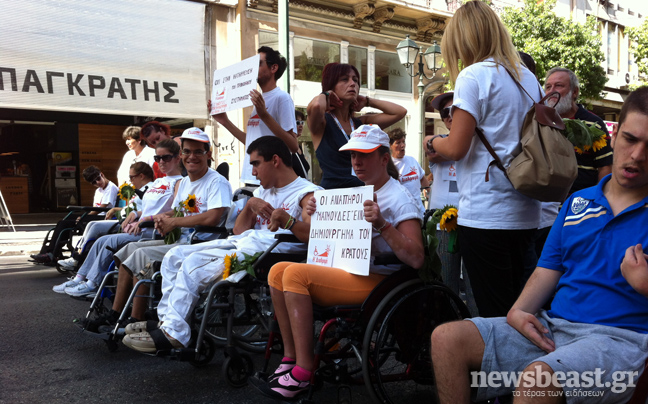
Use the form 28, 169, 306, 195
591, 137, 607, 152
117, 182, 136, 201
439, 207, 458, 232
223, 253, 236, 279
574, 146, 584, 154
183, 194, 199, 213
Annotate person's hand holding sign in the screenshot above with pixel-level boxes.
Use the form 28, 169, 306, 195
250, 90, 268, 119
363, 193, 388, 232
305, 196, 317, 217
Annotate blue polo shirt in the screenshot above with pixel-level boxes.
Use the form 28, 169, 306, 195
539, 175, 648, 334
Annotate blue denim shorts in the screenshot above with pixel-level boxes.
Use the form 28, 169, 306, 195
469, 311, 648, 403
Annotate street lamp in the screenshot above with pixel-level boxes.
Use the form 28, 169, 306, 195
396, 35, 443, 82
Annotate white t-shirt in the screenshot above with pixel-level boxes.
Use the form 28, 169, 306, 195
117, 146, 156, 185
392, 155, 425, 214
453, 59, 542, 229
140, 175, 182, 219
252, 177, 322, 231
94, 181, 119, 215
172, 169, 232, 241
224, 177, 322, 254
371, 177, 423, 275
242, 87, 297, 184
429, 161, 460, 210
539, 202, 560, 229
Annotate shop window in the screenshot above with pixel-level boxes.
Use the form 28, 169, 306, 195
348, 46, 368, 88
294, 37, 340, 82
375, 50, 412, 93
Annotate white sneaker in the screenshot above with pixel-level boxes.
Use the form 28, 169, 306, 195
53, 278, 80, 294
57, 257, 78, 269
65, 281, 97, 297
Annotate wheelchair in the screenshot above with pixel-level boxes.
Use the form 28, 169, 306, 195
251, 259, 470, 404
36, 205, 117, 274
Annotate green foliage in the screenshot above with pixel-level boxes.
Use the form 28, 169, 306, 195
627, 18, 648, 85
561, 118, 607, 152
419, 218, 442, 283
500, 0, 607, 100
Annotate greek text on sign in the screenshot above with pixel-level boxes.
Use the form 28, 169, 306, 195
210, 55, 259, 115
307, 186, 373, 276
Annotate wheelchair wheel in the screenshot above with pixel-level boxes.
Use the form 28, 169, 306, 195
189, 335, 216, 368
197, 285, 272, 354
222, 352, 254, 388
362, 281, 469, 404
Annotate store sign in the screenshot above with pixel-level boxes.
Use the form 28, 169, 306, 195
0, 0, 206, 118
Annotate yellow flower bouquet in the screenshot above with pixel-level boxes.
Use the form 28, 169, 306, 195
164, 194, 198, 244
561, 118, 608, 155
223, 251, 263, 280
432, 205, 459, 253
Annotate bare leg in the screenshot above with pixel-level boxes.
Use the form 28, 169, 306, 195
112, 264, 133, 313
431, 321, 485, 404
514, 361, 565, 404
284, 291, 314, 371
130, 277, 150, 321
270, 286, 296, 359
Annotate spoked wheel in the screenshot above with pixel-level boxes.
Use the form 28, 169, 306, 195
222, 352, 254, 387
189, 336, 217, 368
195, 284, 273, 353
362, 281, 469, 404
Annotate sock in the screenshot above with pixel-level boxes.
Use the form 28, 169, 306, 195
291, 366, 312, 382
74, 274, 84, 282
86, 280, 96, 288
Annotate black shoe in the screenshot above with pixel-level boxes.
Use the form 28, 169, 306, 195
75, 311, 119, 333
30, 253, 53, 264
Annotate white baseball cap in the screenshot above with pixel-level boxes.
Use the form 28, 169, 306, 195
339, 124, 390, 153
180, 127, 210, 143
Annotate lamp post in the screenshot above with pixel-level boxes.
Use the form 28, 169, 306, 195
396, 35, 443, 165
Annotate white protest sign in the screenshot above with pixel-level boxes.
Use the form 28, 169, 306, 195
307, 186, 373, 276
210, 54, 259, 115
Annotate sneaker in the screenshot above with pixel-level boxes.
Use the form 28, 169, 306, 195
30, 253, 53, 264
266, 371, 310, 399
53, 278, 80, 294
122, 329, 184, 353
125, 320, 161, 335
268, 360, 296, 382
65, 281, 97, 297
57, 257, 78, 270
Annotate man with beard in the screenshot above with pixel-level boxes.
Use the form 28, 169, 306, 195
212, 46, 301, 184
544, 67, 613, 194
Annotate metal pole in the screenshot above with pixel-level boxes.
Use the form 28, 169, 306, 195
278, 0, 290, 94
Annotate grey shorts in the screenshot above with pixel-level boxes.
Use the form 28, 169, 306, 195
469, 311, 648, 403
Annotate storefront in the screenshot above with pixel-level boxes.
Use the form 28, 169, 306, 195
0, 0, 212, 211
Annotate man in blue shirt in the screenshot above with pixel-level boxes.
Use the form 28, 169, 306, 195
430, 87, 648, 403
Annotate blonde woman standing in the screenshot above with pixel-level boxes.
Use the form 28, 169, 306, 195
427, 1, 543, 317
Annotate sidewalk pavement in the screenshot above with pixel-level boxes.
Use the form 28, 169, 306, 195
0, 213, 67, 256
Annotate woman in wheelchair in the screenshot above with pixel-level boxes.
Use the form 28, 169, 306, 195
256, 125, 425, 400
54, 140, 183, 301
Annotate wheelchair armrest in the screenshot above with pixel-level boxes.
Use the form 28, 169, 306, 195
66, 205, 112, 213
274, 233, 301, 243
373, 253, 403, 266
194, 225, 228, 234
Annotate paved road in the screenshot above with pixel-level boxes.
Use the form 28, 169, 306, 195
0, 256, 373, 404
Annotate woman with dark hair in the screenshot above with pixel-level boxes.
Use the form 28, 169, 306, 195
117, 126, 156, 185
307, 63, 406, 189
292, 110, 310, 177
140, 121, 171, 148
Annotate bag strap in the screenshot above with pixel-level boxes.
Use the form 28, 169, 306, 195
474, 127, 507, 182
494, 62, 537, 104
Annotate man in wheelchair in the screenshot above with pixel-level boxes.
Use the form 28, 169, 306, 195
31, 165, 119, 265
121, 136, 321, 353
431, 87, 648, 403
92, 128, 232, 328
252, 125, 425, 400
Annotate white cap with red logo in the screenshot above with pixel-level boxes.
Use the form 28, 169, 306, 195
338, 124, 390, 153
180, 127, 210, 143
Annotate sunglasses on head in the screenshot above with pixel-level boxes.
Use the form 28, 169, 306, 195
296, 120, 305, 126
153, 154, 177, 163
440, 107, 452, 120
